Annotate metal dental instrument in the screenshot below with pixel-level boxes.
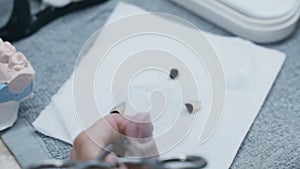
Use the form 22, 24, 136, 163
27, 102, 207, 169
26, 140, 207, 169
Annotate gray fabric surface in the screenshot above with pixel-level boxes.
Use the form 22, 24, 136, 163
0, 0, 300, 168
1, 118, 51, 168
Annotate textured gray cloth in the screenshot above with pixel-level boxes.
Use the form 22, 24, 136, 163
0, 0, 300, 168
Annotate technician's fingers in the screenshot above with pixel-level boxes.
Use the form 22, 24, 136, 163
70, 113, 156, 169
123, 113, 157, 169
71, 113, 128, 160
124, 113, 159, 157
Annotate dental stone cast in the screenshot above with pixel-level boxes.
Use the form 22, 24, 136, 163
0, 38, 35, 131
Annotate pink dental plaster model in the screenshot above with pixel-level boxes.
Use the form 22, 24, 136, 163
0, 38, 35, 130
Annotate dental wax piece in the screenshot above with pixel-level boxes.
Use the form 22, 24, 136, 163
169, 68, 178, 79
0, 38, 35, 131
110, 102, 126, 114
185, 103, 193, 113
185, 101, 201, 114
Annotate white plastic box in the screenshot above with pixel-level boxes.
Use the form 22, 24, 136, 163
171, 0, 300, 43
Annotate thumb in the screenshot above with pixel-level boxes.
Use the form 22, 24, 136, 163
124, 113, 159, 158
125, 113, 153, 138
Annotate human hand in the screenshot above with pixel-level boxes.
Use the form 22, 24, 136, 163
70, 113, 158, 169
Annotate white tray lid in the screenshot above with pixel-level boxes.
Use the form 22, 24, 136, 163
171, 0, 300, 43
218, 0, 300, 19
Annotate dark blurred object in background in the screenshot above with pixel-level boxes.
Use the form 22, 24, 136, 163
0, 0, 109, 42
0, 0, 14, 30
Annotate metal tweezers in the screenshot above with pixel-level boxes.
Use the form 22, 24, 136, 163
26, 141, 207, 169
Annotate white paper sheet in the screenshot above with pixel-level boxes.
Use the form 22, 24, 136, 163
33, 2, 286, 169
